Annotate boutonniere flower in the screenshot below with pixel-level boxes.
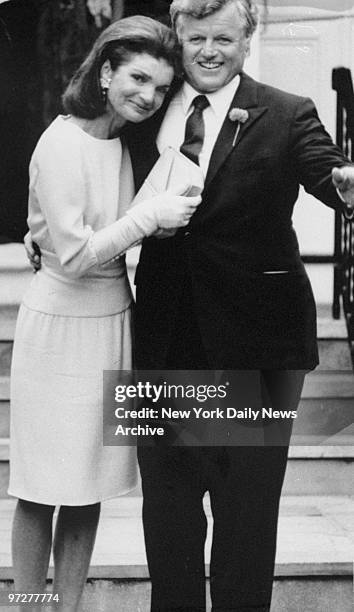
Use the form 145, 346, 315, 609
229, 107, 249, 147
229, 107, 249, 123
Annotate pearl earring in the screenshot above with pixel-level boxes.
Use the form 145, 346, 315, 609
100, 77, 112, 103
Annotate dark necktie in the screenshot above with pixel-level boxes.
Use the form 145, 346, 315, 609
180, 94, 210, 165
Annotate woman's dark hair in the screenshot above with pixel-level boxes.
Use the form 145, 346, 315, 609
62, 15, 179, 119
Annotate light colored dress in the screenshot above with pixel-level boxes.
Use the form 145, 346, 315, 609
9, 115, 154, 506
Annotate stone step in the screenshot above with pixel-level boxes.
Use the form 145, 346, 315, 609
0, 404, 9, 438
0, 379, 8, 400
0, 397, 350, 443
0, 442, 353, 499
1, 370, 353, 402
0, 244, 32, 302
0, 307, 21, 343
292, 399, 354, 446
1, 575, 351, 612
0, 344, 12, 378
0, 336, 351, 376
0, 495, 353, 611
283, 446, 354, 495
317, 339, 352, 370
302, 370, 354, 397
0, 243, 32, 342
0, 372, 354, 446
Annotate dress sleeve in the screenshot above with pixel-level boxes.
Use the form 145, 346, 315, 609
31, 132, 160, 279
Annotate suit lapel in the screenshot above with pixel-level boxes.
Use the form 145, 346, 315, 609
205, 73, 268, 190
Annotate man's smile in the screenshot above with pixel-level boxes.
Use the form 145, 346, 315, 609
198, 61, 223, 70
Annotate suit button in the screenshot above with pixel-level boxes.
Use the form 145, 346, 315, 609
184, 230, 191, 238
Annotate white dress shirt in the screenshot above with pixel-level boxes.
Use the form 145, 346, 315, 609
157, 75, 240, 177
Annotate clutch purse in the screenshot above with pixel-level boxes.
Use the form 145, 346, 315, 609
131, 146, 204, 207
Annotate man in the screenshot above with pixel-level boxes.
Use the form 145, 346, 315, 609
125, 1, 354, 610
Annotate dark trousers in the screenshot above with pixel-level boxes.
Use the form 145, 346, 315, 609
137, 293, 305, 611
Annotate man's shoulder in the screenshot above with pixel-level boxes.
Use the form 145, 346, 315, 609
243, 73, 311, 109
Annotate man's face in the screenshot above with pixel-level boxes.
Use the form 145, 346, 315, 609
177, 2, 250, 93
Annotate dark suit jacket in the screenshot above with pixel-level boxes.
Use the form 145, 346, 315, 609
126, 72, 349, 370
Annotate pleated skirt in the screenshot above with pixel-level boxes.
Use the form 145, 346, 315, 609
9, 303, 137, 506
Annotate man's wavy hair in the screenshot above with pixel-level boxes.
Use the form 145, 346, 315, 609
170, 0, 259, 38
63, 16, 179, 119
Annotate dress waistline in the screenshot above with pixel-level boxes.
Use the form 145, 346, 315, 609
23, 266, 133, 317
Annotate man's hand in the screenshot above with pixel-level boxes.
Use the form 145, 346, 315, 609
332, 166, 354, 212
24, 232, 41, 272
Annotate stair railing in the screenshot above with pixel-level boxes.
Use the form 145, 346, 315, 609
332, 67, 354, 360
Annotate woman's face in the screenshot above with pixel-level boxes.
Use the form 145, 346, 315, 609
102, 53, 174, 123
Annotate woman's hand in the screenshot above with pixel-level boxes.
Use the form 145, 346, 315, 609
152, 185, 202, 230
126, 185, 202, 241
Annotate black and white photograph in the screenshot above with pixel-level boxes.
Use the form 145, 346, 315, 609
1, 0, 354, 610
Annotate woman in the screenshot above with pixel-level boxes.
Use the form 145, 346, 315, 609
9, 16, 200, 610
